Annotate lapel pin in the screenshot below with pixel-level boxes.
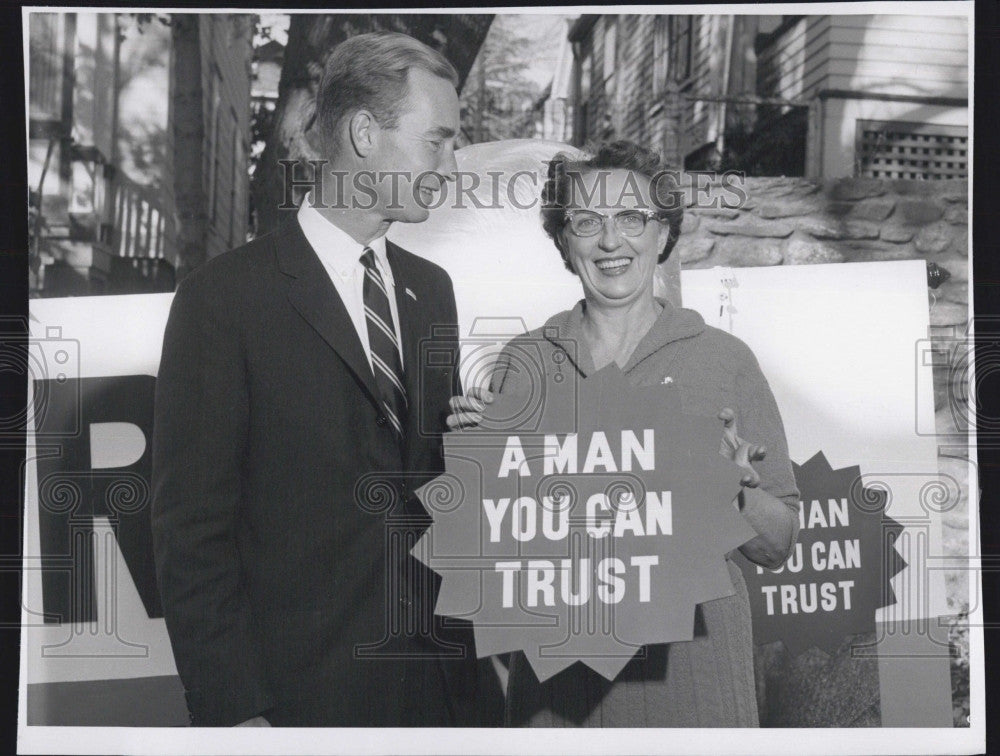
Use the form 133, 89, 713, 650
405, 288, 417, 301
662, 376, 673, 385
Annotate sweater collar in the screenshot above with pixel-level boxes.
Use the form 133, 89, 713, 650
541, 297, 705, 377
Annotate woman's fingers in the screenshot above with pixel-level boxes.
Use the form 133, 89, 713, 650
448, 395, 483, 415
717, 407, 737, 441
448, 390, 494, 414
446, 410, 483, 430
718, 407, 764, 486
736, 444, 762, 487
446, 390, 495, 431
718, 407, 740, 457
467, 386, 494, 404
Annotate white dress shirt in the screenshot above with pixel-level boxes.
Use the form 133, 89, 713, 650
297, 201, 405, 372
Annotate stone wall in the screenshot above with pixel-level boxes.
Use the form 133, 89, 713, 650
676, 176, 969, 329
674, 175, 971, 500
674, 176, 971, 492
673, 176, 971, 726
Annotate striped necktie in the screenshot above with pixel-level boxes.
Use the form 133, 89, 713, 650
360, 247, 407, 442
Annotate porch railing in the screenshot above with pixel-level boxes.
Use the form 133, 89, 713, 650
102, 168, 172, 259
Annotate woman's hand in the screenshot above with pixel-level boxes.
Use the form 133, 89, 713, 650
446, 387, 494, 430
717, 408, 799, 568
718, 407, 766, 488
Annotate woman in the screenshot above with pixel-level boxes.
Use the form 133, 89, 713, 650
449, 140, 800, 727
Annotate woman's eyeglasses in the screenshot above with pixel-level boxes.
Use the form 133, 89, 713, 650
563, 209, 663, 238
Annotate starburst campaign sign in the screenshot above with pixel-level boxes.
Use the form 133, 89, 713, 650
412, 364, 758, 682
733, 452, 907, 655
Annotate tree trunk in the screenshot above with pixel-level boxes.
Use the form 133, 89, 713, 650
170, 14, 207, 281
474, 56, 486, 142
251, 14, 493, 235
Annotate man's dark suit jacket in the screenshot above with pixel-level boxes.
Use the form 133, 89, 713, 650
152, 219, 489, 727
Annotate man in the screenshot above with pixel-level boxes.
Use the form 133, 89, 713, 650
152, 31, 493, 727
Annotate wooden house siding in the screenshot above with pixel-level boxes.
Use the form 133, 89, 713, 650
199, 14, 252, 260
564, 12, 967, 177
616, 14, 652, 147
764, 14, 968, 99
29, 10, 255, 294
683, 15, 720, 155
759, 16, 828, 101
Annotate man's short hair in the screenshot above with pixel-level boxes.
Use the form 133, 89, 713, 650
316, 31, 459, 156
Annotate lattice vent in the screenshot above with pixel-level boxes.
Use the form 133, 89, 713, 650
856, 119, 967, 180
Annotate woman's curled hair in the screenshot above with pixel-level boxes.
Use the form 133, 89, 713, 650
541, 140, 685, 272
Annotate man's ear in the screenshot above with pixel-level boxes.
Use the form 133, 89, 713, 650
348, 109, 378, 158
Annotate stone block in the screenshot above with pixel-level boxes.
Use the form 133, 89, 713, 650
749, 178, 803, 197
950, 227, 969, 256
683, 185, 742, 210
842, 240, 911, 258
680, 213, 700, 233
937, 279, 968, 306
753, 183, 821, 201
798, 218, 879, 240
942, 193, 968, 204
938, 454, 969, 530
895, 179, 966, 197
934, 396, 970, 439
715, 237, 783, 266
915, 222, 954, 254
756, 197, 824, 219
830, 179, 886, 201
684, 258, 716, 270
938, 411, 961, 466
676, 236, 715, 264
692, 207, 740, 220
932, 364, 950, 412
944, 205, 968, 225
881, 225, 915, 243
784, 238, 845, 265
941, 518, 969, 563
846, 220, 880, 239
939, 259, 969, 284
897, 198, 945, 225
826, 201, 854, 217
931, 301, 969, 327
706, 218, 794, 238
859, 246, 919, 262
850, 198, 896, 222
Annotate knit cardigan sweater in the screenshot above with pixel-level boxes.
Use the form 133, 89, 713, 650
492, 298, 800, 727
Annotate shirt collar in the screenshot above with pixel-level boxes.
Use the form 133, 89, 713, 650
297, 199, 391, 282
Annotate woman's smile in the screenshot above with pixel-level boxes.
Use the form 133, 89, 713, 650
560, 169, 670, 307
593, 256, 634, 275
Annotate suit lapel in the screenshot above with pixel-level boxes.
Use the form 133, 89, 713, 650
276, 219, 381, 408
